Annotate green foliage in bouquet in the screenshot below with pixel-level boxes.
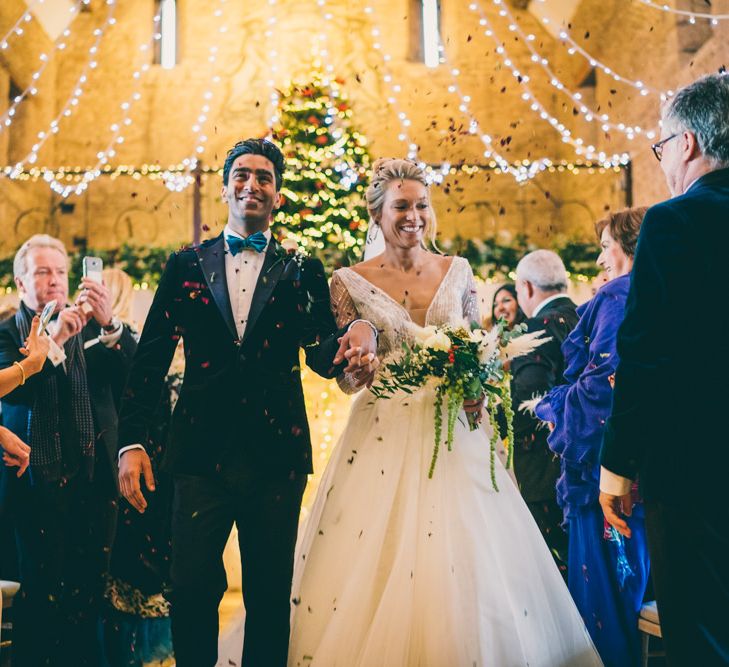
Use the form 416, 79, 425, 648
372, 320, 548, 489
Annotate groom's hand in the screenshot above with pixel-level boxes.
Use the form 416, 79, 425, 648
119, 448, 156, 513
334, 321, 377, 374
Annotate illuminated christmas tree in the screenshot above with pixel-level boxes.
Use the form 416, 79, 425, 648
271, 72, 372, 267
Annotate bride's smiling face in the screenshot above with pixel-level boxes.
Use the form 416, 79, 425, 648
376, 179, 432, 250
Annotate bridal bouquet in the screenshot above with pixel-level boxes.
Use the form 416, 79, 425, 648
371, 321, 549, 488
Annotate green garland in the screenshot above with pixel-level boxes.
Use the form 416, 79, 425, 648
0, 244, 178, 291
447, 234, 601, 280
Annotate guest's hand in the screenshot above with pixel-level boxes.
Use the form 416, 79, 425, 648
599, 491, 632, 538
76, 278, 113, 328
119, 448, 156, 513
19, 316, 50, 375
52, 306, 89, 346
0, 425, 31, 477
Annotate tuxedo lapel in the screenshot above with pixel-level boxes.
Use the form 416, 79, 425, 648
242, 238, 286, 346
194, 234, 237, 340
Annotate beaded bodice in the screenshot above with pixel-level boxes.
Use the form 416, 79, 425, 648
330, 257, 480, 365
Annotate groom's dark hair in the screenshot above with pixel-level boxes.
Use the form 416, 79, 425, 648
223, 138, 286, 190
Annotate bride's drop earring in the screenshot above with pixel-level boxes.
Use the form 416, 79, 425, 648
367, 222, 380, 244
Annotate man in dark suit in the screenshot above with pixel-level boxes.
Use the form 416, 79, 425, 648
511, 249, 578, 579
600, 73, 729, 666
0, 234, 137, 666
118, 139, 377, 667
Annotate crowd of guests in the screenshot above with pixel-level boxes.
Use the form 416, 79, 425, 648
489, 209, 650, 666
0, 71, 726, 667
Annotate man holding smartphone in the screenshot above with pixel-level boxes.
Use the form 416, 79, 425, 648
0, 234, 137, 666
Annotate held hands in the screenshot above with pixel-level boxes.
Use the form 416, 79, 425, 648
76, 278, 113, 329
334, 321, 380, 388
119, 448, 156, 513
599, 491, 633, 539
0, 425, 31, 477
19, 316, 50, 375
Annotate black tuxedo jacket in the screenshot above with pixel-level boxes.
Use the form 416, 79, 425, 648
118, 234, 349, 477
509, 296, 579, 502
601, 168, 729, 502
0, 316, 137, 497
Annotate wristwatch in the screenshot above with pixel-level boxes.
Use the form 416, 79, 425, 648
101, 317, 121, 334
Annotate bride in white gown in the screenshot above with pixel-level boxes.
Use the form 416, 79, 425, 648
218, 159, 602, 667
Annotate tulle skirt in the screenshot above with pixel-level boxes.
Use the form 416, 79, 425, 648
287, 386, 603, 666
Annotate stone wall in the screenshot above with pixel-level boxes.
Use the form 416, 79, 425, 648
2, 0, 725, 258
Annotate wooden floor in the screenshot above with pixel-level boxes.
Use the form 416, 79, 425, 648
219, 589, 242, 633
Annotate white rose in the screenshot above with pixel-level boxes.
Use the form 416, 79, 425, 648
413, 325, 438, 346
424, 331, 452, 352
281, 238, 299, 253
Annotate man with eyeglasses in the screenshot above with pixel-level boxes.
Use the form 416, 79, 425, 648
599, 72, 729, 666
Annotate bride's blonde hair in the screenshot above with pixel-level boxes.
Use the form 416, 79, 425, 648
365, 158, 438, 248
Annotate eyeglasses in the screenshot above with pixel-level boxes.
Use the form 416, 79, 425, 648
650, 134, 678, 161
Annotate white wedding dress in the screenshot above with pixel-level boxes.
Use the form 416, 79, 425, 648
219, 257, 602, 667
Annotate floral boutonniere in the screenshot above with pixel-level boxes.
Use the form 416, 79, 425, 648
267, 236, 309, 275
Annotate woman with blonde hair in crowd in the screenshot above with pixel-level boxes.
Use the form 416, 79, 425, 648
535, 207, 651, 667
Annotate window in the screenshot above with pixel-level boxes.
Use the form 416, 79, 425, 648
409, 0, 442, 66
154, 0, 178, 68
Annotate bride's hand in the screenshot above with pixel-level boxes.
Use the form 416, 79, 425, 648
463, 395, 485, 414
350, 354, 380, 389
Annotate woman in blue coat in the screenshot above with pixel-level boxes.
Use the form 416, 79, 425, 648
536, 207, 651, 667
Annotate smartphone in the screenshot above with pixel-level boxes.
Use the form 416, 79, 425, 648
81, 256, 103, 314
37, 299, 57, 335
82, 256, 103, 284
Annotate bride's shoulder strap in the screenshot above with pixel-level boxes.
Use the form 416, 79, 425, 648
455, 257, 482, 324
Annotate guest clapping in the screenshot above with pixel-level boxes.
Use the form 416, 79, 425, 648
535, 208, 650, 667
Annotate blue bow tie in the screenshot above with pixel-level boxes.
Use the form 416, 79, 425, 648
226, 231, 268, 256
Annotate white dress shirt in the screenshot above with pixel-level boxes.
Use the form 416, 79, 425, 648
224, 225, 271, 340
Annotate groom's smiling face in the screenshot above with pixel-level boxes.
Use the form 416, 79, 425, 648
222, 154, 281, 231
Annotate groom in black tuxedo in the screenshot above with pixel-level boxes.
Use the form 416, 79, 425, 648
118, 139, 377, 667
600, 73, 729, 666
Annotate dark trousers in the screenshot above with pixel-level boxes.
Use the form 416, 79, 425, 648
526, 498, 569, 582
169, 470, 306, 667
645, 499, 729, 666
10, 473, 116, 667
